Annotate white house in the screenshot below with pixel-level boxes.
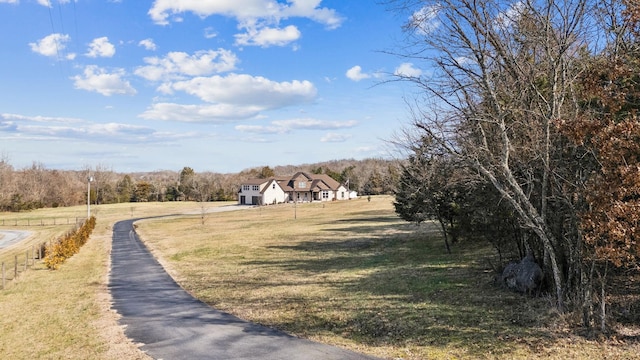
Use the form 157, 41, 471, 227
238, 172, 350, 205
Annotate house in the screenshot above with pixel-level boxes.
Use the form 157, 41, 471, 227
238, 171, 350, 205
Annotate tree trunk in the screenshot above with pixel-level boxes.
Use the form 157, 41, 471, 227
437, 215, 452, 254
476, 160, 565, 310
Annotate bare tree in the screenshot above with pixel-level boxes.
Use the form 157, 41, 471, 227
0, 154, 14, 209
193, 173, 216, 225
386, 0, 594, 310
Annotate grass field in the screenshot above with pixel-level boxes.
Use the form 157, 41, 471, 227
0, 197, 638, 359
135, 196, 640, 359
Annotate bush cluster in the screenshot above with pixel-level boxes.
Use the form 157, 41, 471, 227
44, 216, 96, 270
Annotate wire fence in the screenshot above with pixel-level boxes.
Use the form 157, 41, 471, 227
0, 218, 85, 227
1, 243, 44, 290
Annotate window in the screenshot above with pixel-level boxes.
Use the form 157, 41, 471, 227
243, 185, 250, 191
341, 192, 345, 198
298, 181, 307, 188
322, 191, 329, 199
252, 185, 259, 191
272, 183, 276, 189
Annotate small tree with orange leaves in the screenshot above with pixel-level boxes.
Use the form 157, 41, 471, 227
558, 0, 640, 330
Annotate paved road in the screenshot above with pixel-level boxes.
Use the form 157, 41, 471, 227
0, 230, 31, 249
109, 217, 379, 360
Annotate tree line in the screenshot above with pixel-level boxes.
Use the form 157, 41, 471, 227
390, 0, 640, 331
0, 158, 399, 211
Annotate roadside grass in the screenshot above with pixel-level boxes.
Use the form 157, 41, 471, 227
0, 201, 225, 359
136, 196, 640, 360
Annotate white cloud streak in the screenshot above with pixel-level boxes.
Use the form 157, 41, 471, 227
235, 118, 357, 135
139, 103, 264, 122
0, 113, 177, 144
320, 132, 351, 142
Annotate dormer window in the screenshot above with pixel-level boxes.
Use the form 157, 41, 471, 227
299, 181, 307, 188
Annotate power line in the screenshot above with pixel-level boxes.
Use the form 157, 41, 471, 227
46, 1, 63, 64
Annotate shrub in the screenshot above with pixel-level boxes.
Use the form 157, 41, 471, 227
44, 216, 96, 270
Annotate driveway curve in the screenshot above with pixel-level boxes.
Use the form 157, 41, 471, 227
0, 230, 32, 249
109, 218, 379, 360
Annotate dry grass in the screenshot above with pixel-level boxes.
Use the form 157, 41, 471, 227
136, 196, 640, 360
0, 201, 221, 359
1, 198, 638, 359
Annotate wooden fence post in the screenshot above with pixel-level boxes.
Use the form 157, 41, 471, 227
25, 251, 28, 271
2, 262, 4, 289
14, 255, 18, 278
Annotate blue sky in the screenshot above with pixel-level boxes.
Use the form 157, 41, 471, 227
0, 0, 422, 173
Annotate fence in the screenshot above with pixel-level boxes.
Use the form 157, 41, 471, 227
1, 243, 45, 290
0, 218, 85, 227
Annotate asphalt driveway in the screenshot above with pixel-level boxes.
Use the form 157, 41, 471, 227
109, 218, 379, 360
0, 230, 31, 249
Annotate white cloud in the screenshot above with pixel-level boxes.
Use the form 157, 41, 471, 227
235, 118, 357, 134
148, 0, 343, 28
138, 38, 157, 51
135, 49, 238, 81
71, 65, 137, 96
204, 27, 218, 39
86, 37, 116, 58
148, 0, 342, 48
346, 65, 370, 81
1, 113, 84, 124
166, 73, 317, 108
284, 0, 343, 30
139, 102, 263, 122
494, 1, 525, 30
29, 33, 75, 59
0, 113, 171, 143
36, 1, 73, 7
271, 118, 357, 130
0, 0, 19, 4
410, 4, 440, 34
394, 62, 422, 78
235, 124, 287, 134
235, 24, 301, 47
320, 132, 352, 142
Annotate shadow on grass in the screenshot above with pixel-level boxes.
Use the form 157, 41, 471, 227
235, 219, 563, 358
